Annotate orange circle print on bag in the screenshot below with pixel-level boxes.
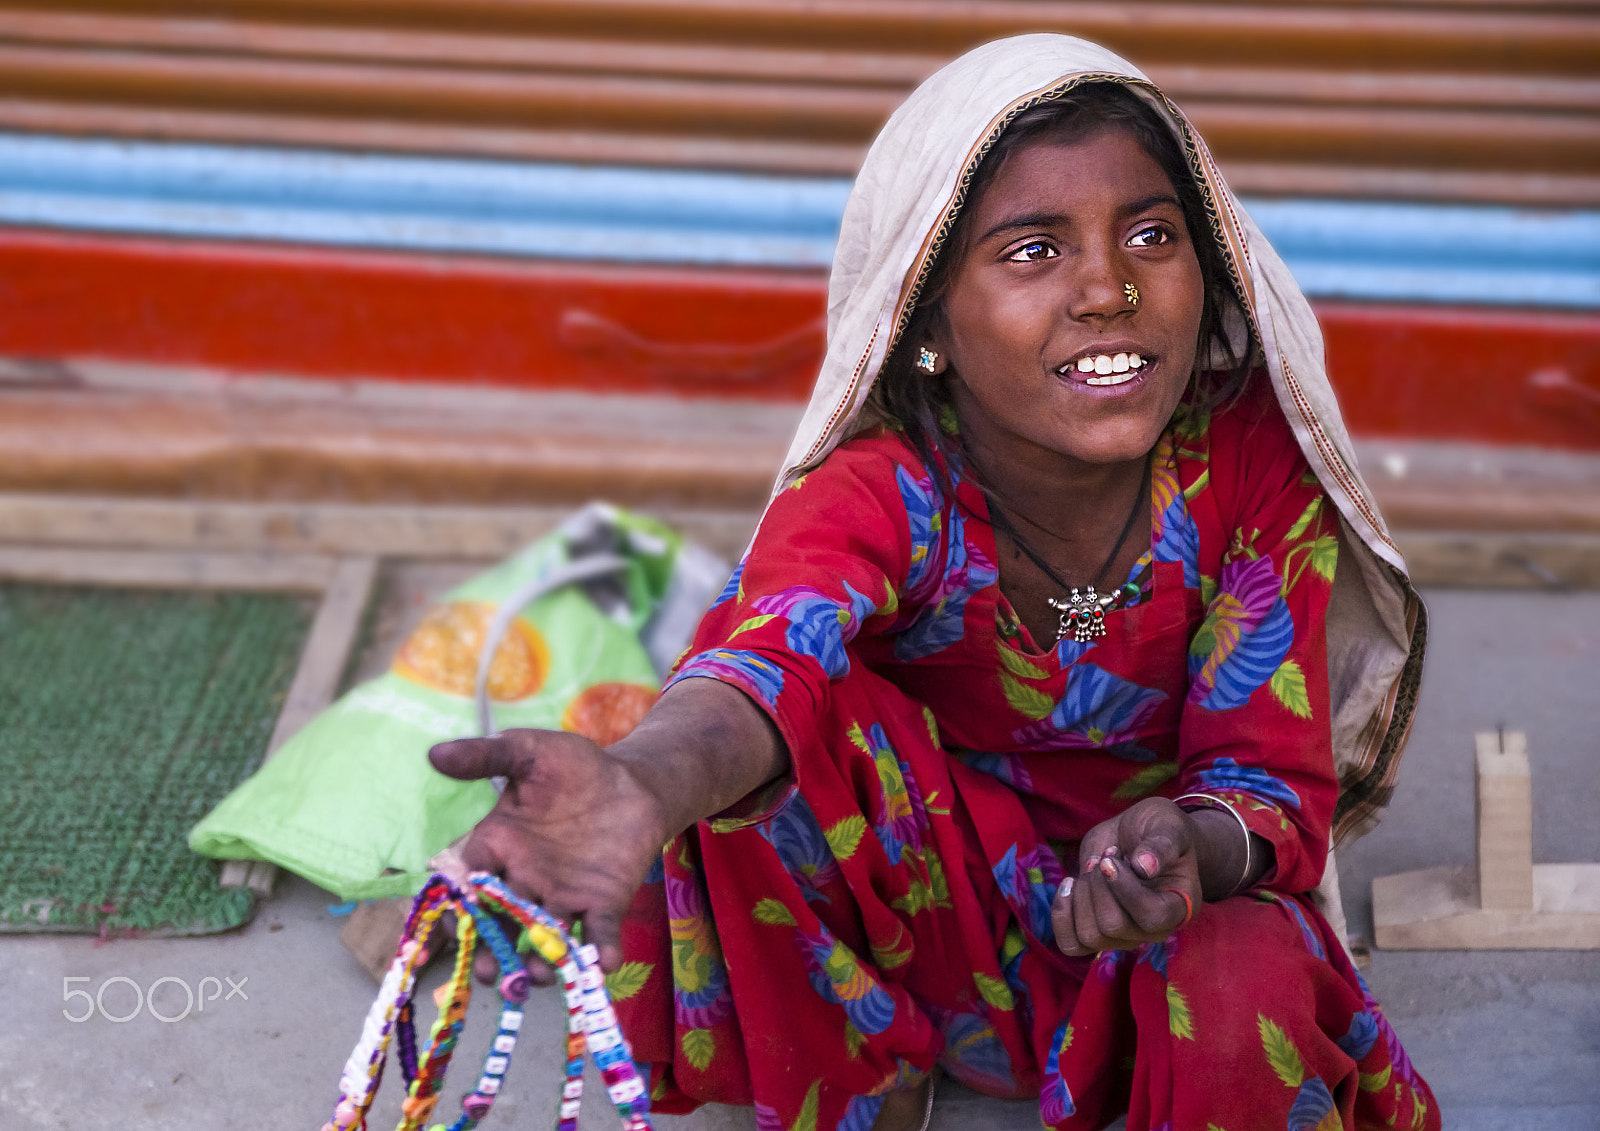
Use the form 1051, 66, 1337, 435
391, 601, 550, 701
561, 682, 657, 747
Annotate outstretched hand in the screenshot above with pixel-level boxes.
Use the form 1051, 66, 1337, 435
428, 729, 669, 980
1051, 797, 1202, 957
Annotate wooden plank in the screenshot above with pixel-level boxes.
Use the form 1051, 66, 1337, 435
0, 494, 764, 561
337, 897, 413, 983
1474, 731, 1533, 912
1373, 864, 1600, 949
1374, 485, 1600, 535
265, 556, 377, 756
1395, 533, 1600, 591
9, 498, 1600, 588
1373, 730, 1600, 949
223, 555, 377, 897
0, 545, 335, 591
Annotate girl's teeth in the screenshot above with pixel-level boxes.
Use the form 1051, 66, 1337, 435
1066, 353, 1148, 378
1086, 371, 1137, 387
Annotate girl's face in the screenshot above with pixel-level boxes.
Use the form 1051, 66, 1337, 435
930, 125, 1206, 472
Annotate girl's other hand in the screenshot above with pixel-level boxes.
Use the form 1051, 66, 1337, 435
429, 729, 670, 981
1050, 796, 1201, 957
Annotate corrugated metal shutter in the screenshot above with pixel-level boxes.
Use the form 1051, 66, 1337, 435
0, 0, 1593, 206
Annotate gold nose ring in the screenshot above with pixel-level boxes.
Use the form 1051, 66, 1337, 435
1124, 282, 1140, 307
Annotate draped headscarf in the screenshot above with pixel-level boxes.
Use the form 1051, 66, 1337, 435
771, 34, 1425, 848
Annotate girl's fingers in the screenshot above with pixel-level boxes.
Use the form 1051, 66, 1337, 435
1085, 858, 1135, 943
429, 733, 529, 784
1127, 832, 1182, 881
1051, 877, 1093, 956
1101, 856, 1189, 934
1080, 834, 1116, 875
1072, 869, 1112, 952
582, 907, 627, 974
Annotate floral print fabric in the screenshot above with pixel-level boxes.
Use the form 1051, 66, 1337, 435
613, 382, 1438, 1131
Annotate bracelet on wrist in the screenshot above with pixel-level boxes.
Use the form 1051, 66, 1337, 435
1173, 792, 1253, 897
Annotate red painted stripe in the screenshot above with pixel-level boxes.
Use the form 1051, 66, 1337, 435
1317, 300, 1600, 451
1, 228, 1596, 450
0, 228, 827, 401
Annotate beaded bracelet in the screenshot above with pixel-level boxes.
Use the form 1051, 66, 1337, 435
321, 871, 653, 1131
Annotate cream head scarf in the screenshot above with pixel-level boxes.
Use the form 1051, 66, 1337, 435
774, 34, 1425, 851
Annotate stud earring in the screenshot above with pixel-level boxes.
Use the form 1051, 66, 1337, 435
1124, 282, 1140, 307
916, 347, 939, 374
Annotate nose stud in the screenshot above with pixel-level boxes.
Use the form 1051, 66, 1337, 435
916, 346, 939, 374
1124, 282, 1140, 307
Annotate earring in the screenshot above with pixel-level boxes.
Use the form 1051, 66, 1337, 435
1124, 282, 1140, 307
916, 346, 939, 374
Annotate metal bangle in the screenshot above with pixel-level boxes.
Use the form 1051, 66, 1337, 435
1174, 792, 1253, 896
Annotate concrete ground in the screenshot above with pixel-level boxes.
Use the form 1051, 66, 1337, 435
2, 584, 1596, 1130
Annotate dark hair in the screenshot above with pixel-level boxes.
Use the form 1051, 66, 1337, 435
869, 81, 1257, 488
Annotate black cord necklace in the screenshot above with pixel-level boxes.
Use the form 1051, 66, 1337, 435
990, 456, 1152, 644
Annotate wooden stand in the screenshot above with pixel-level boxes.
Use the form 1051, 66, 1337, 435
339, 898, 416, 983
1373, 731, 1600, 949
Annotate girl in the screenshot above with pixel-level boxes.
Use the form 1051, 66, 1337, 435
432, 34, 1438, 1131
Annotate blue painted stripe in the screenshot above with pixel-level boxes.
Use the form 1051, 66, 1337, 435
0, 133, 848, 269
0, 132, 1594, 308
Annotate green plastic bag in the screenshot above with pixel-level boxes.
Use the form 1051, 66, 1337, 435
189, 504, 726, 901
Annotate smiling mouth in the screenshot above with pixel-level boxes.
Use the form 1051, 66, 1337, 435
1056, 351, 1151, 388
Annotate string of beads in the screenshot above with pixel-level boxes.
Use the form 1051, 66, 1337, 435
323, 870, 653, 1131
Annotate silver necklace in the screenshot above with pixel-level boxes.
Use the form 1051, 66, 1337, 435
994, 459, 1151, 644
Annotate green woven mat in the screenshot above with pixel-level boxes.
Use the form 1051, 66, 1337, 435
0, 581, 313, 936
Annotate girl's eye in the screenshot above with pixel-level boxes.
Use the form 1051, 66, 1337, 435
1129, 226, 1171, 248
1007, 241, 1058, 262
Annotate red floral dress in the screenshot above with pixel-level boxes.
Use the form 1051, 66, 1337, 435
613, 381, 1439, 1131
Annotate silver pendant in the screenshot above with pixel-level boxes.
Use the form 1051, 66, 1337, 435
1048, 586, 1112, 644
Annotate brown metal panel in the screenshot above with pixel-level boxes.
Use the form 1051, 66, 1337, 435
0, 11, 942, 86
5, 1, 1598, 71
0, 1, 1594, 202
0, 42, 1591, 171
3, 12, 1597, 114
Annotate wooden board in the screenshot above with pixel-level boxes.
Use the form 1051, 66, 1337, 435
0, 493, 764, 562
1373, 864, 1600, 949
1475, 731, 1533, 911
7, 494, 1600, 588
1373, 730, 1600, 950
337, 897, 415, 984
0, 545, 337, 591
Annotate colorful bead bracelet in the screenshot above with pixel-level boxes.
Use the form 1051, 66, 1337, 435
322, 870, 654, 1131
